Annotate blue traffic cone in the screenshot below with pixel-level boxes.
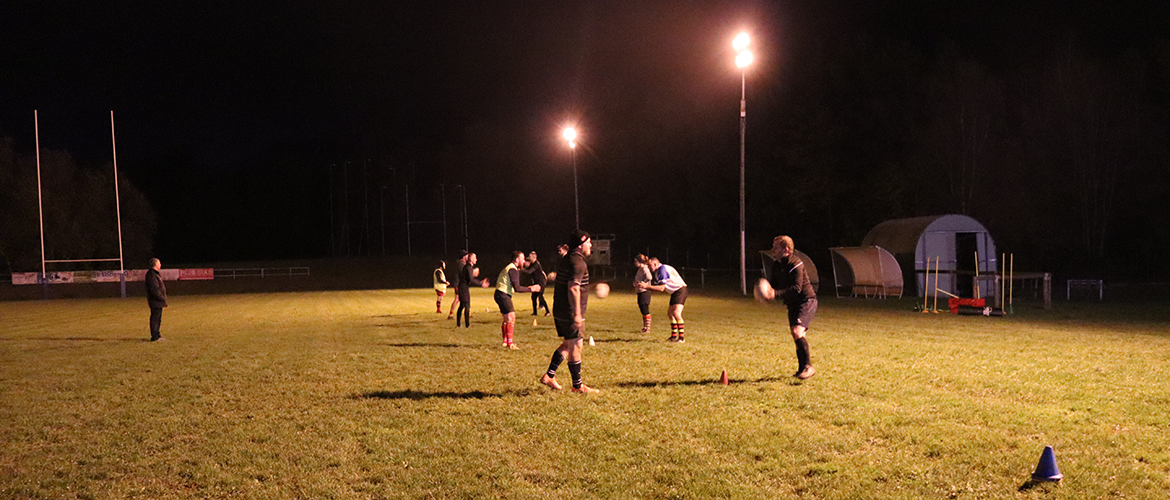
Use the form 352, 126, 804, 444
1031, 446, 1063, 482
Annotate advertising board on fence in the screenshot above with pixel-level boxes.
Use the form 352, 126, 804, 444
9, 269, 215, 285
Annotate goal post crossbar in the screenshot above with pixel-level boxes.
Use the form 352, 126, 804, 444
45, 258, 123, 264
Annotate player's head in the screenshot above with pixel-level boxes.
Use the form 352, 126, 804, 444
567, 230, 591, 257
649, 257, 661, 270
438, 260, 445, 269
773, 235, 794, 257
459, 251, 469, 263
149, 258, 161, 270
635, 254, 649, 267
512, 251, 525, 265
527, 251, 537, 262
556, 244, 569, 256
467, 253, 477, 265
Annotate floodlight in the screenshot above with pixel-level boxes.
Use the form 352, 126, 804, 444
733, 33, 750, 51
736, 50, 754, 68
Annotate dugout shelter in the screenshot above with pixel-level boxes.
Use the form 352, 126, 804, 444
861, 214, 997, 298
829, 246, 903, 298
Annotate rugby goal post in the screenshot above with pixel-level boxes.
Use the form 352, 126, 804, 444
33, 110, 128, 297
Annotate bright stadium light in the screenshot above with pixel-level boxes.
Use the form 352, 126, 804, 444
736, 50, 754, 68
733, 32, 750, 52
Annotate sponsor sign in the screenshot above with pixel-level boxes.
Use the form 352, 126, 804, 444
93, 270, 126, 283
179, 268, 214, 280
9, 268, 214, 284
12, 273, 39, 285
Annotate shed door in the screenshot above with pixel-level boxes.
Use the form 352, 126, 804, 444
955, 232, 977, 297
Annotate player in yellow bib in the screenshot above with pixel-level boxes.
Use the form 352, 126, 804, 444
494, 251, 542, 349
433, 260, 450, 313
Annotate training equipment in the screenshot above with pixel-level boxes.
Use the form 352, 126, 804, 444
1031, 446, 1063, 482
588, 336, 595, 346
753, 278, 774, 302
594, 283, 610, 298
719, 370, 729, 385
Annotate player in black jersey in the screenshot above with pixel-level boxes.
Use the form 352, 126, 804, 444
764, 235, 818, 380
539, 230, 599, 394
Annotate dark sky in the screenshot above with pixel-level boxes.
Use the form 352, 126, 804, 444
3, 1, 1169, 273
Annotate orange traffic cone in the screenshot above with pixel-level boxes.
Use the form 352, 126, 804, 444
719, 370, 729, 385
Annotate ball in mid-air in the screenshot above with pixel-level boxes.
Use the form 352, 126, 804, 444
594, 282, 610, 299
754, 278, 775, 302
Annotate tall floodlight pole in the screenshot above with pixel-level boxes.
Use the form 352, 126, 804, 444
440, 183, 448, 255
380, 185, 386, 256
562, 126, 580, 230
455, 184, 469, 252
734, 33, 754, 296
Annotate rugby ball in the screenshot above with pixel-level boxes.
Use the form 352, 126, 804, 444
594, 282, 610, 299
754, 278, 775, 302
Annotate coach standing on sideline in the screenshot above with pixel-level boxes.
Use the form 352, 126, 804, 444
540, 231, 599, 394
524, 251, 550, 316
146, 258, 167, 342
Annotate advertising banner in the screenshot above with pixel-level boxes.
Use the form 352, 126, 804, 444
179, 268, 214, 280
12, 273, 39, 285
10, 268, 215, 284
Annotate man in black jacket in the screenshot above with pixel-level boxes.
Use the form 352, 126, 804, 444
524, 251, 550, 316
455, 252, 489, 328
146, 258, 168, 342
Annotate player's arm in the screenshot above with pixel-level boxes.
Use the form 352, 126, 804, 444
571, 258, 586, 325
511, 268, 539, 293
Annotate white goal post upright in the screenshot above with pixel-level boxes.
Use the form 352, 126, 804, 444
111, 111, 126, 276
35, 110, 46, 279
32, 110, 129, 297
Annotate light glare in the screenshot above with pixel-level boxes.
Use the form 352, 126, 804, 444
562, 126, 577, 142
735, 50, 754, 68
733, 33, 750, 51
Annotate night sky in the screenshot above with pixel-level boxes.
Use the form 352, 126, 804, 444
3, 1, 1169, 279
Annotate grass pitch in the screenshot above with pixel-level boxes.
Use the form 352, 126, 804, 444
2, 289, 1169, 499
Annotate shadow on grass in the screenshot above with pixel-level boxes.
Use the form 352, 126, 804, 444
591, 337, 651, 344
353, 388, 536, 400
380, 342, 484, 349
1018, 479, 1060, 492
615, 376, 795, 388
22, 337, 148, 343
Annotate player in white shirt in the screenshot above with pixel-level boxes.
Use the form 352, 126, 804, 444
636, 257, 689, 342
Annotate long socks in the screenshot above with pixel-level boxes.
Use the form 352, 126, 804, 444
642, 314, 652, 332
501, 321, 514, 347
546, 352, 565, 378
794, 337, 811, 371
568, 361, 583, 389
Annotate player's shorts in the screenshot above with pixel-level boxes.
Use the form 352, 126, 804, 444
493, 290, 514, 314
435, 289, 446, 296
669, 286, 689, 306
554, 317, 583, 339
787, 298, 817, 329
